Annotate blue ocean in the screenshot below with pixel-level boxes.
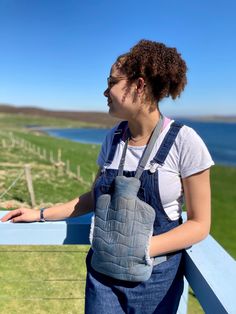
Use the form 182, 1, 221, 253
45, 120, 236, 167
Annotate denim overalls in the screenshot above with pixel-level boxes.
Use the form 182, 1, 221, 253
85, 120, 184, 314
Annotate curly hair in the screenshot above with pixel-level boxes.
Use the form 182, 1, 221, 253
116, 40, 187, 103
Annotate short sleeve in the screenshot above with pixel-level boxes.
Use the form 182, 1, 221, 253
97, 125, 118, 167
178, 126, 214, 178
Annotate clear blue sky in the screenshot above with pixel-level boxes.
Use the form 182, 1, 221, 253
0, 0, 235, 116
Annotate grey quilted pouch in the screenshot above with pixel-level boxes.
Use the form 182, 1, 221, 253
90, 116, 164, 282
90, 175, 156, 282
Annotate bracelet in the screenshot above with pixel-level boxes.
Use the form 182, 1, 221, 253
39, 208, 46, 222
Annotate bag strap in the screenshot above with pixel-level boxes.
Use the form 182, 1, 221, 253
118, 115, 164, 178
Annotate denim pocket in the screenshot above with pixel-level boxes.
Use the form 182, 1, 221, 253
137, 186, 146, 201
100, 184, 110, 194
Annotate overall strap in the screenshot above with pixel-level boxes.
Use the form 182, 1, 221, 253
152, 121, 183, 166
104, 121, 128, 168
118, 115, 164, 178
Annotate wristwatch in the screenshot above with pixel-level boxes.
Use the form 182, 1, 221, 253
39, 208, 46, 222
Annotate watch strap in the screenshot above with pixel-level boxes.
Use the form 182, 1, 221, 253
39, 208, 46, 222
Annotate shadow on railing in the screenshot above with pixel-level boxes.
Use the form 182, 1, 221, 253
0, 211, 235, 314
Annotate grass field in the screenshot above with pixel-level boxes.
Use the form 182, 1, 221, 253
0, 113, 235, 313
0, 112, 102, 128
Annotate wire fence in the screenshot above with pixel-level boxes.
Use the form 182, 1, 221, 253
0, 170, 24, 199
0, 131, 95, 206
0, 131, 94, 182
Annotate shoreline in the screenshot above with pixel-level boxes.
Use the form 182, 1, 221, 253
176, 116, 236, 123
40, 129, 236, 168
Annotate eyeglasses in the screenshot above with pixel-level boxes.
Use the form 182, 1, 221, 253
107, 76, 127, 89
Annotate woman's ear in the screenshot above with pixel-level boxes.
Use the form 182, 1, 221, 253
136, 77, 146, 94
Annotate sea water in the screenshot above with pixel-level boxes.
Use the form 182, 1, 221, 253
45, 120, 236, 167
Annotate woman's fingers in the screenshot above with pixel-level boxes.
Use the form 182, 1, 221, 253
12, 209, 39, 223
0, 209, 23, 222
11, 214, 27, 223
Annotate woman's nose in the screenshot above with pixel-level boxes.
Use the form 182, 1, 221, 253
104, 88, 109, 97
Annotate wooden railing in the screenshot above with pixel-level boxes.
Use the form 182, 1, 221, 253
0, 211, 235, 314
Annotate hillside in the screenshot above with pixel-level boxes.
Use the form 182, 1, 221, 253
0, 104, 120, 127
1, 104, 236, 124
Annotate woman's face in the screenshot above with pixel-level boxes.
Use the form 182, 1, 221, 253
104, 64, 139, 119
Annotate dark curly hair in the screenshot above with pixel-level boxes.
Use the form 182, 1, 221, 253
116, 39, 187, 103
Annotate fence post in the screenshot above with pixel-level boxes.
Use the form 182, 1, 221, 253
9, 132, 15, 147
50, 151, 54, 163
66, 160, 70, 175
58, 149, 61, 162
32, 144, 36, 154
24, 164, 36, 208
37, 147, 41, 157
43, 149, 47, 160
77, 165, 80, 180
2, 139, 6, 148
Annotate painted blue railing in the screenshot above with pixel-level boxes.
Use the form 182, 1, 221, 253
0, 211, 235, 313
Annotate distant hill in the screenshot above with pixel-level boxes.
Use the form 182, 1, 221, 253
0, 104, 120, 127
183, 115, 236, 123
0, 104, 235, 124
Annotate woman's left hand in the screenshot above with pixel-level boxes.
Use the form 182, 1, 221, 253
148, 169, 211, 258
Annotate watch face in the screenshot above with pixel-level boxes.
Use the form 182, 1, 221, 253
40, 208, 46, 222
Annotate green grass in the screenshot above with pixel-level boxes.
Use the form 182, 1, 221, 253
0, 130, 100, 206
0, 245, 89, 314
0, 112, 99, 128
210, 166, 236, 257
0, 113, 235, 313
0, 115, 99, 313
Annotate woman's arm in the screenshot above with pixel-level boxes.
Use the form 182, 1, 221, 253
1, 168, 102, 223
0, 198, 81, 223
149, 169, 211, 257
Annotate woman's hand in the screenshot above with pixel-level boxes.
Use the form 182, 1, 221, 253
0, 208, 40, 223
148, 169, 211, 257
0, 168, 100, 224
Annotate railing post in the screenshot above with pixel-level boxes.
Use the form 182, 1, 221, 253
24, 164, 36, 208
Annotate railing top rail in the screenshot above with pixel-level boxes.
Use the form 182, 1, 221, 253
184, 233, 236, 314
0, 211, 93, 245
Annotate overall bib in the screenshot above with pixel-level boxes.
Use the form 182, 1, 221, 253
85, 120, 184, 314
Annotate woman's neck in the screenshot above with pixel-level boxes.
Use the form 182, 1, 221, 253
127, 109, 162, 146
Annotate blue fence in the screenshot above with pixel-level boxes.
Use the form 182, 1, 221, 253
0, 211, 235, 313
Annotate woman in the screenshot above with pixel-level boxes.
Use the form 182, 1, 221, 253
1, 40, 214, 313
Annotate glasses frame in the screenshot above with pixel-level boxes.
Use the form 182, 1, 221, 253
107, 76, 127, 89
